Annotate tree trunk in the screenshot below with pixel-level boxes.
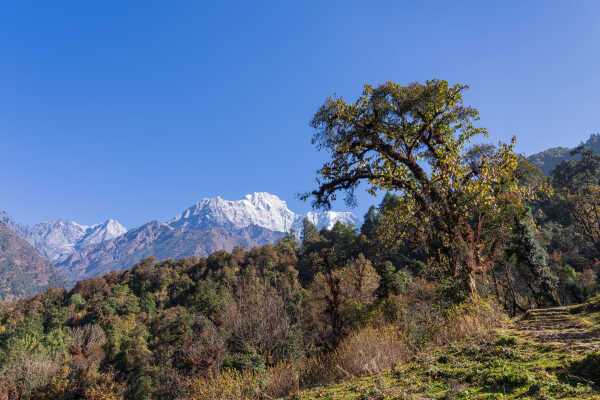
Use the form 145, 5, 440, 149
468, 271, 478, 299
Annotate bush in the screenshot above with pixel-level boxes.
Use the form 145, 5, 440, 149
496, 336, 517, 347
263, 361, 301, 398
435, 298, 508, 345
222, 345, 265, 373
193, 370, 263, 400
333, 325, 409, 376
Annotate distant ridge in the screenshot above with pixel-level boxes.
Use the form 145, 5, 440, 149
528, 133, 600, 175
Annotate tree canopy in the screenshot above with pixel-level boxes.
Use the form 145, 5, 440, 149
303, 79, 534, 296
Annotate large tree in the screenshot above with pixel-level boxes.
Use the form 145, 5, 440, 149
303, 80, 533, 297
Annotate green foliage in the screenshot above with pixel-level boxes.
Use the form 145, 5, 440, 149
495, 336, 517, 347
128, 375, 155, 400
222, 345, 266, 372
376, 262, 413, 297
504, 212, 558, 307
528, 142, 600, 305
69, 293, 85, 307
140, 293, 157, 315
302, 218, 319, 244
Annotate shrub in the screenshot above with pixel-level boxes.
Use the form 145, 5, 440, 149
193, 369, 263, 400
496, 336, 517, 347
333, 325, 409, 376
263, 361, 301, 398
435, 298, 508, 345
222, 345, 265, 373
0, 354, 60, 399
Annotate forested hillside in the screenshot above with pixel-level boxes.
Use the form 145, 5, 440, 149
528, 133, 600, 175
0, 222, 67, 301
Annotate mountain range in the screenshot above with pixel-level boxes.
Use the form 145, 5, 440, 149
1, 193, 358, 294
55, 192, 358, 281
6, 217, 126, 263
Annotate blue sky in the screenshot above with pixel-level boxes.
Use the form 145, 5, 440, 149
2, 1, 599, 228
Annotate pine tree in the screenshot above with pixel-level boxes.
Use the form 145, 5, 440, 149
302, 217, 319, 244
506, 212, 558, 306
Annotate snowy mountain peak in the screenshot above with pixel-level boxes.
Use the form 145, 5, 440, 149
78, 219, 127, 249
169, 192, 297, 232
169, 192, 359, 236
1, 212, 127, 263
3, 193, 359, 279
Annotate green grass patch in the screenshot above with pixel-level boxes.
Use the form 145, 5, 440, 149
291, 338, 600, 399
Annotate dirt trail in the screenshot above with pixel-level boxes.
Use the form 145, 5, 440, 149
516, 306, 600, 351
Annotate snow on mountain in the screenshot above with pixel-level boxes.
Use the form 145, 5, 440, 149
10, 217, 126, 262
169, 192, 360, 237
170, 192, 297, 232
169, 192, 359, 233
78, 219, 128, 248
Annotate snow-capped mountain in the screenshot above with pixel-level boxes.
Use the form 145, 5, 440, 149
77, 219, 128, 249
2, 193, 359, 283
4, 216, 127, 263
170, 192, 359, 237
170, 192, 298, 232
55, 192, 360, 281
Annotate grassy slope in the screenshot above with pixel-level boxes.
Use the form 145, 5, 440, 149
291, 297, 600, 400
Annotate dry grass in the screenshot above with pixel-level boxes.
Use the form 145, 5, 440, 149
332, 325, 409, 376
192, 325, 411, 399
192, 369, 264, 400
434, 298, 509, 345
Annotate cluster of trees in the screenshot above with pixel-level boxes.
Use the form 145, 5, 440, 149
0, 222, 412, 398
0, 79, 597, 399
533, 146, 600, 305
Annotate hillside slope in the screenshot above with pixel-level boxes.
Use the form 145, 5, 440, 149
0, 222, 67, 300
528, 133, 600, 175
56, 222, 286, 281
294, 298, 600, 399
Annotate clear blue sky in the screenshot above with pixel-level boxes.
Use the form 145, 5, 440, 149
2, 1, 599, 228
